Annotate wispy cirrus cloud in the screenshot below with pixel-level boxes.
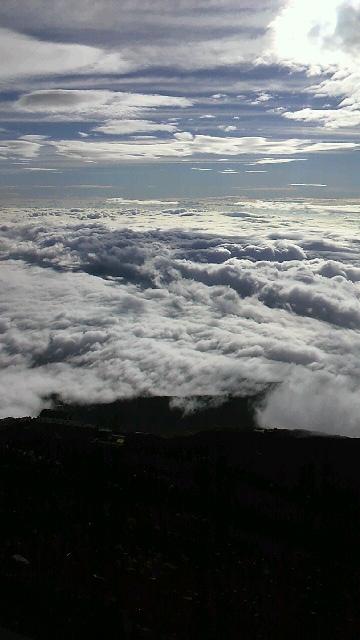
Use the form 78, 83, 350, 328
48, 134, 357, 163
1, 131, 356, 165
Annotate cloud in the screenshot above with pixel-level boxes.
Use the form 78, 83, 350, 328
250, 92, 273, 105
218, 125, 237, 132
0, 137, 44, 160
0, 28, 131, 80
0, 1, 280, 81
283, 106, 360, 129
330, 2, 360, 53
1, 200, 360, 435
0, 0, 279, 70
23, 167, 60, 172
247, 158, 308, 165
0, 218, 356, 325
269, 0, 349, 70
93, 119, 178, 135
17, 90, 110, 111
106, 198, 180, 205
317, 260, 360, 283
0, 0, 278, 35
15, 90, 192, 121
48, 134, 358, 164
270, 1, 360, 130
0, 2, 358, 179
257, 370, 360, 436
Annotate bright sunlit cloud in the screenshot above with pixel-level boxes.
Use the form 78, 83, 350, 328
271, 0, 358, 69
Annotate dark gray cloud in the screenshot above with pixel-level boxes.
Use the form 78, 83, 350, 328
18, 91, 88, 110
0, 0, 281, 85
332, 3, 360, 52
0, 0, 279, 44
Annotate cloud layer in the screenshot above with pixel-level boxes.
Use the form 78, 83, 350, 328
4, 131, 353, 164
1, 199, 360, 435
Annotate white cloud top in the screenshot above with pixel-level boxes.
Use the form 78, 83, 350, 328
1, 200, 360, 435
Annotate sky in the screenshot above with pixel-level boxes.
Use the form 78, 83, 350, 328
0, 0, 360, 201
1, 1, 360, 436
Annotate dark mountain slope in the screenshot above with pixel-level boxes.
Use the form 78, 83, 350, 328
0, 398, 358, 639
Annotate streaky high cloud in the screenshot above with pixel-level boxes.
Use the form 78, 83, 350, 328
15, 89, 192, 120
93, 119, 178, 135
247, 158, 308, 165
47, 135, 358, 164
0, 0, 279, 75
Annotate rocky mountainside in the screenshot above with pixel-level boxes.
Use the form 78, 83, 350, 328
0, 398, 359, 639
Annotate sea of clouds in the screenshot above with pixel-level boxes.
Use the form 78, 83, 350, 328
1, 198, 360, 435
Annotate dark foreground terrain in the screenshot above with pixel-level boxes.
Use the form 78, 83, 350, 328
0, 396, 360, 639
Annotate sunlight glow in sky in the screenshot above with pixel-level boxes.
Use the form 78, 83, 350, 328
271, 0, 347, 67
